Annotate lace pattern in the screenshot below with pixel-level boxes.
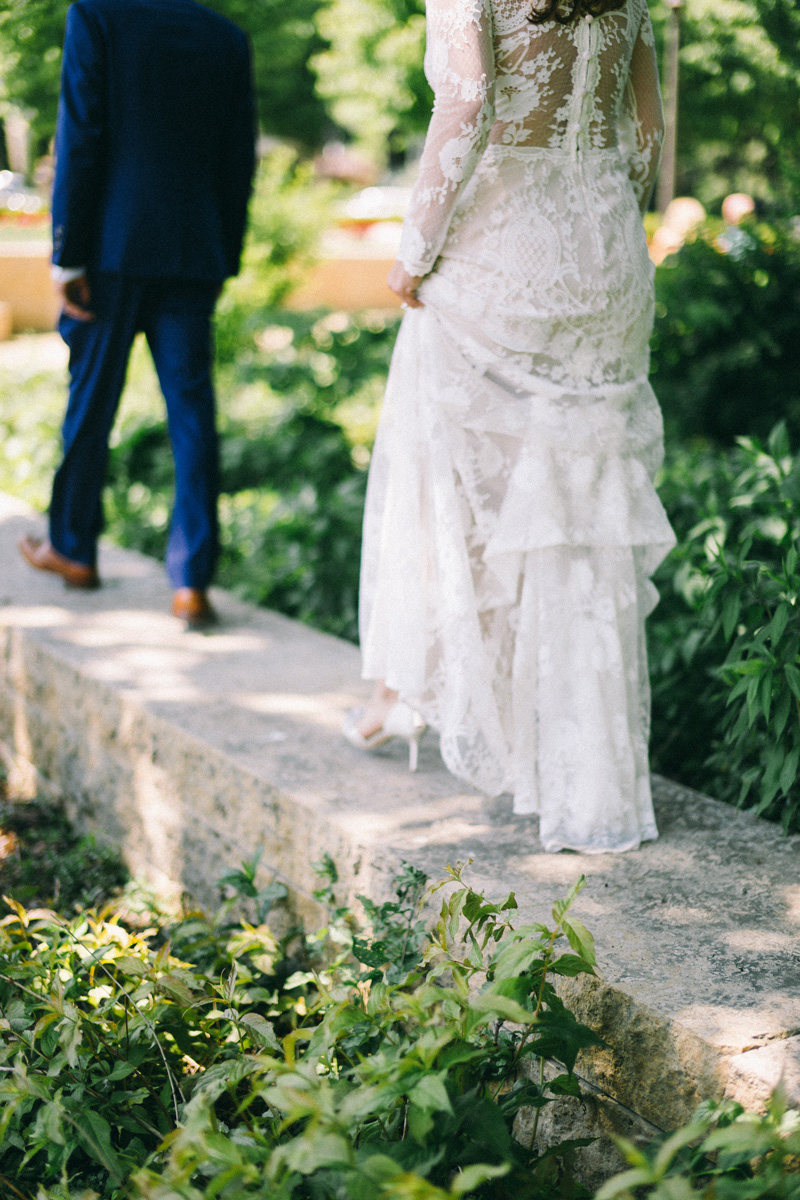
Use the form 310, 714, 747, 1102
398, 0, 663, 274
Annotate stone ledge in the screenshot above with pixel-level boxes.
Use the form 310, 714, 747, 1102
0, 490, 799, 1173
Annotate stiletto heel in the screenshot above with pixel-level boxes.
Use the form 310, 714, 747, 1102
342, 700, 426, 772
408, 728, 421, 772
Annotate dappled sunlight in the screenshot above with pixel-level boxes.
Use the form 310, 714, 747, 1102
129, 753, 184, 883
723, 928, 799, 953
83, 647, 209, 704
785, 885, 800, 925
0, 604, 72, 629
675, 1002, 798, 1052
236, 689, 357, 730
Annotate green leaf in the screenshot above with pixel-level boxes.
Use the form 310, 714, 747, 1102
115, 955, 150, 978
524, 1010, 605, 1072
491, 937, 546, 980
561, 917, 596, 968
57, 1011, 83, 1068
407, 1104, 435, 1144
409, 1074, 452, 1113
73, 1110, 124, 1183
468, 993, 536, 1025
551, 876, 585, 925
359, 1154, 405, 1185
450, 1163, 510, 1195
767, 602, 791, 646
773, 685, 793, 738
550, 953, 594, 977
217, 871, 258, 898
722, 589, 742, 641
594, 1168, 655, 1198
768, 420, 790, 463
352, 936, 388, 968
784, 662, 800, 702
779, 744, 800, 795
239, 1013, 282, 1052
546, 1072, 582, 1098
281, 1129, 353, 1174
105, 1059, 139, 1083
157, 974, 195, 1006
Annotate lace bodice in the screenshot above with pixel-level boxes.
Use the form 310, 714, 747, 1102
398, 0, 664, 276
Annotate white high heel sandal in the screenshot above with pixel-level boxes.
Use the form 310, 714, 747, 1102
341, 700, 427, 772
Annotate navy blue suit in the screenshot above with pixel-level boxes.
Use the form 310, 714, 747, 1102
50, 0, 255, 587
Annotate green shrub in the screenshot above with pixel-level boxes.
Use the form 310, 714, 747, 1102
649, 423, 800, 832
215, 146, 337, 331
0, 860, 603, 1198
651, 218, 800, 445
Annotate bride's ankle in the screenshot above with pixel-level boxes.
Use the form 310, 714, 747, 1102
358, 683, 399, 737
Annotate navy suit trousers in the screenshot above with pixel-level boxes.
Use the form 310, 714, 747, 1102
51, 274, 220, 588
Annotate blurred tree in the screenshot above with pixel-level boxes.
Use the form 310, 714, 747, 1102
203, 0, 331, 148
308, 0, 498, 165
0, 0, 67, 156
0, 0, 331, 159
656, 0, 800, 212
312, 0, 430, 164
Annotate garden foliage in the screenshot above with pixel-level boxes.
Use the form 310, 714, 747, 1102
2, 855, 800, 1199
651, 219, 800, 445
596, 1092, 800, 1199
312, 0, 430, 163
649, 422, 800, 833
1, 859, 604, 1198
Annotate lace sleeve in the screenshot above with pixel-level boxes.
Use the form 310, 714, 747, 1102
397, 0, 496, 277
620, 3, 664, 214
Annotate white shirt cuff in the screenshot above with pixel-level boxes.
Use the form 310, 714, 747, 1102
51, 265, 86, 283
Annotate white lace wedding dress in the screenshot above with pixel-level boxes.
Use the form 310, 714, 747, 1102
358, 0, 676, 852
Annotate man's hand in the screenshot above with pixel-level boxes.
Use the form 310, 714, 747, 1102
59, 274, 95, 321
388, 261, 424, 309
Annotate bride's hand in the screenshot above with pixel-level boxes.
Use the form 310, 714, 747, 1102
388, 260, 424, 308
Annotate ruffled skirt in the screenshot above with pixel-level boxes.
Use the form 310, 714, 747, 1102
359, 146, 676, 852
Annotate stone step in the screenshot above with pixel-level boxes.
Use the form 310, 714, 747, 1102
1, 490, 798, 1185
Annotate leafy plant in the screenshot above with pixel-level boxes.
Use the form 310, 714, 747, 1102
701, 424, 800, 831
597, 1093, 800, 1199
648, 422, 800, 833
0, 859, 603, 1199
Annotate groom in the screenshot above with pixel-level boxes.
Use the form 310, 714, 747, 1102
19, 0, 256, 629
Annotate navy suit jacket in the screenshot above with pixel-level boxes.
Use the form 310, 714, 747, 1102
52, 0, 256, 281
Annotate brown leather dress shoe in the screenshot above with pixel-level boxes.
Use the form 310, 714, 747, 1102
172, 587, 218, 631
18, 535, 100, 589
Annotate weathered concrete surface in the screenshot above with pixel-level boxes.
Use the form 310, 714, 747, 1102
1, 488, 799, 1173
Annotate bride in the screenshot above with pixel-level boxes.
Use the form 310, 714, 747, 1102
343, 0, 676, 853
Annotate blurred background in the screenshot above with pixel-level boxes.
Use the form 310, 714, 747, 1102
1, 0, 800, 827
